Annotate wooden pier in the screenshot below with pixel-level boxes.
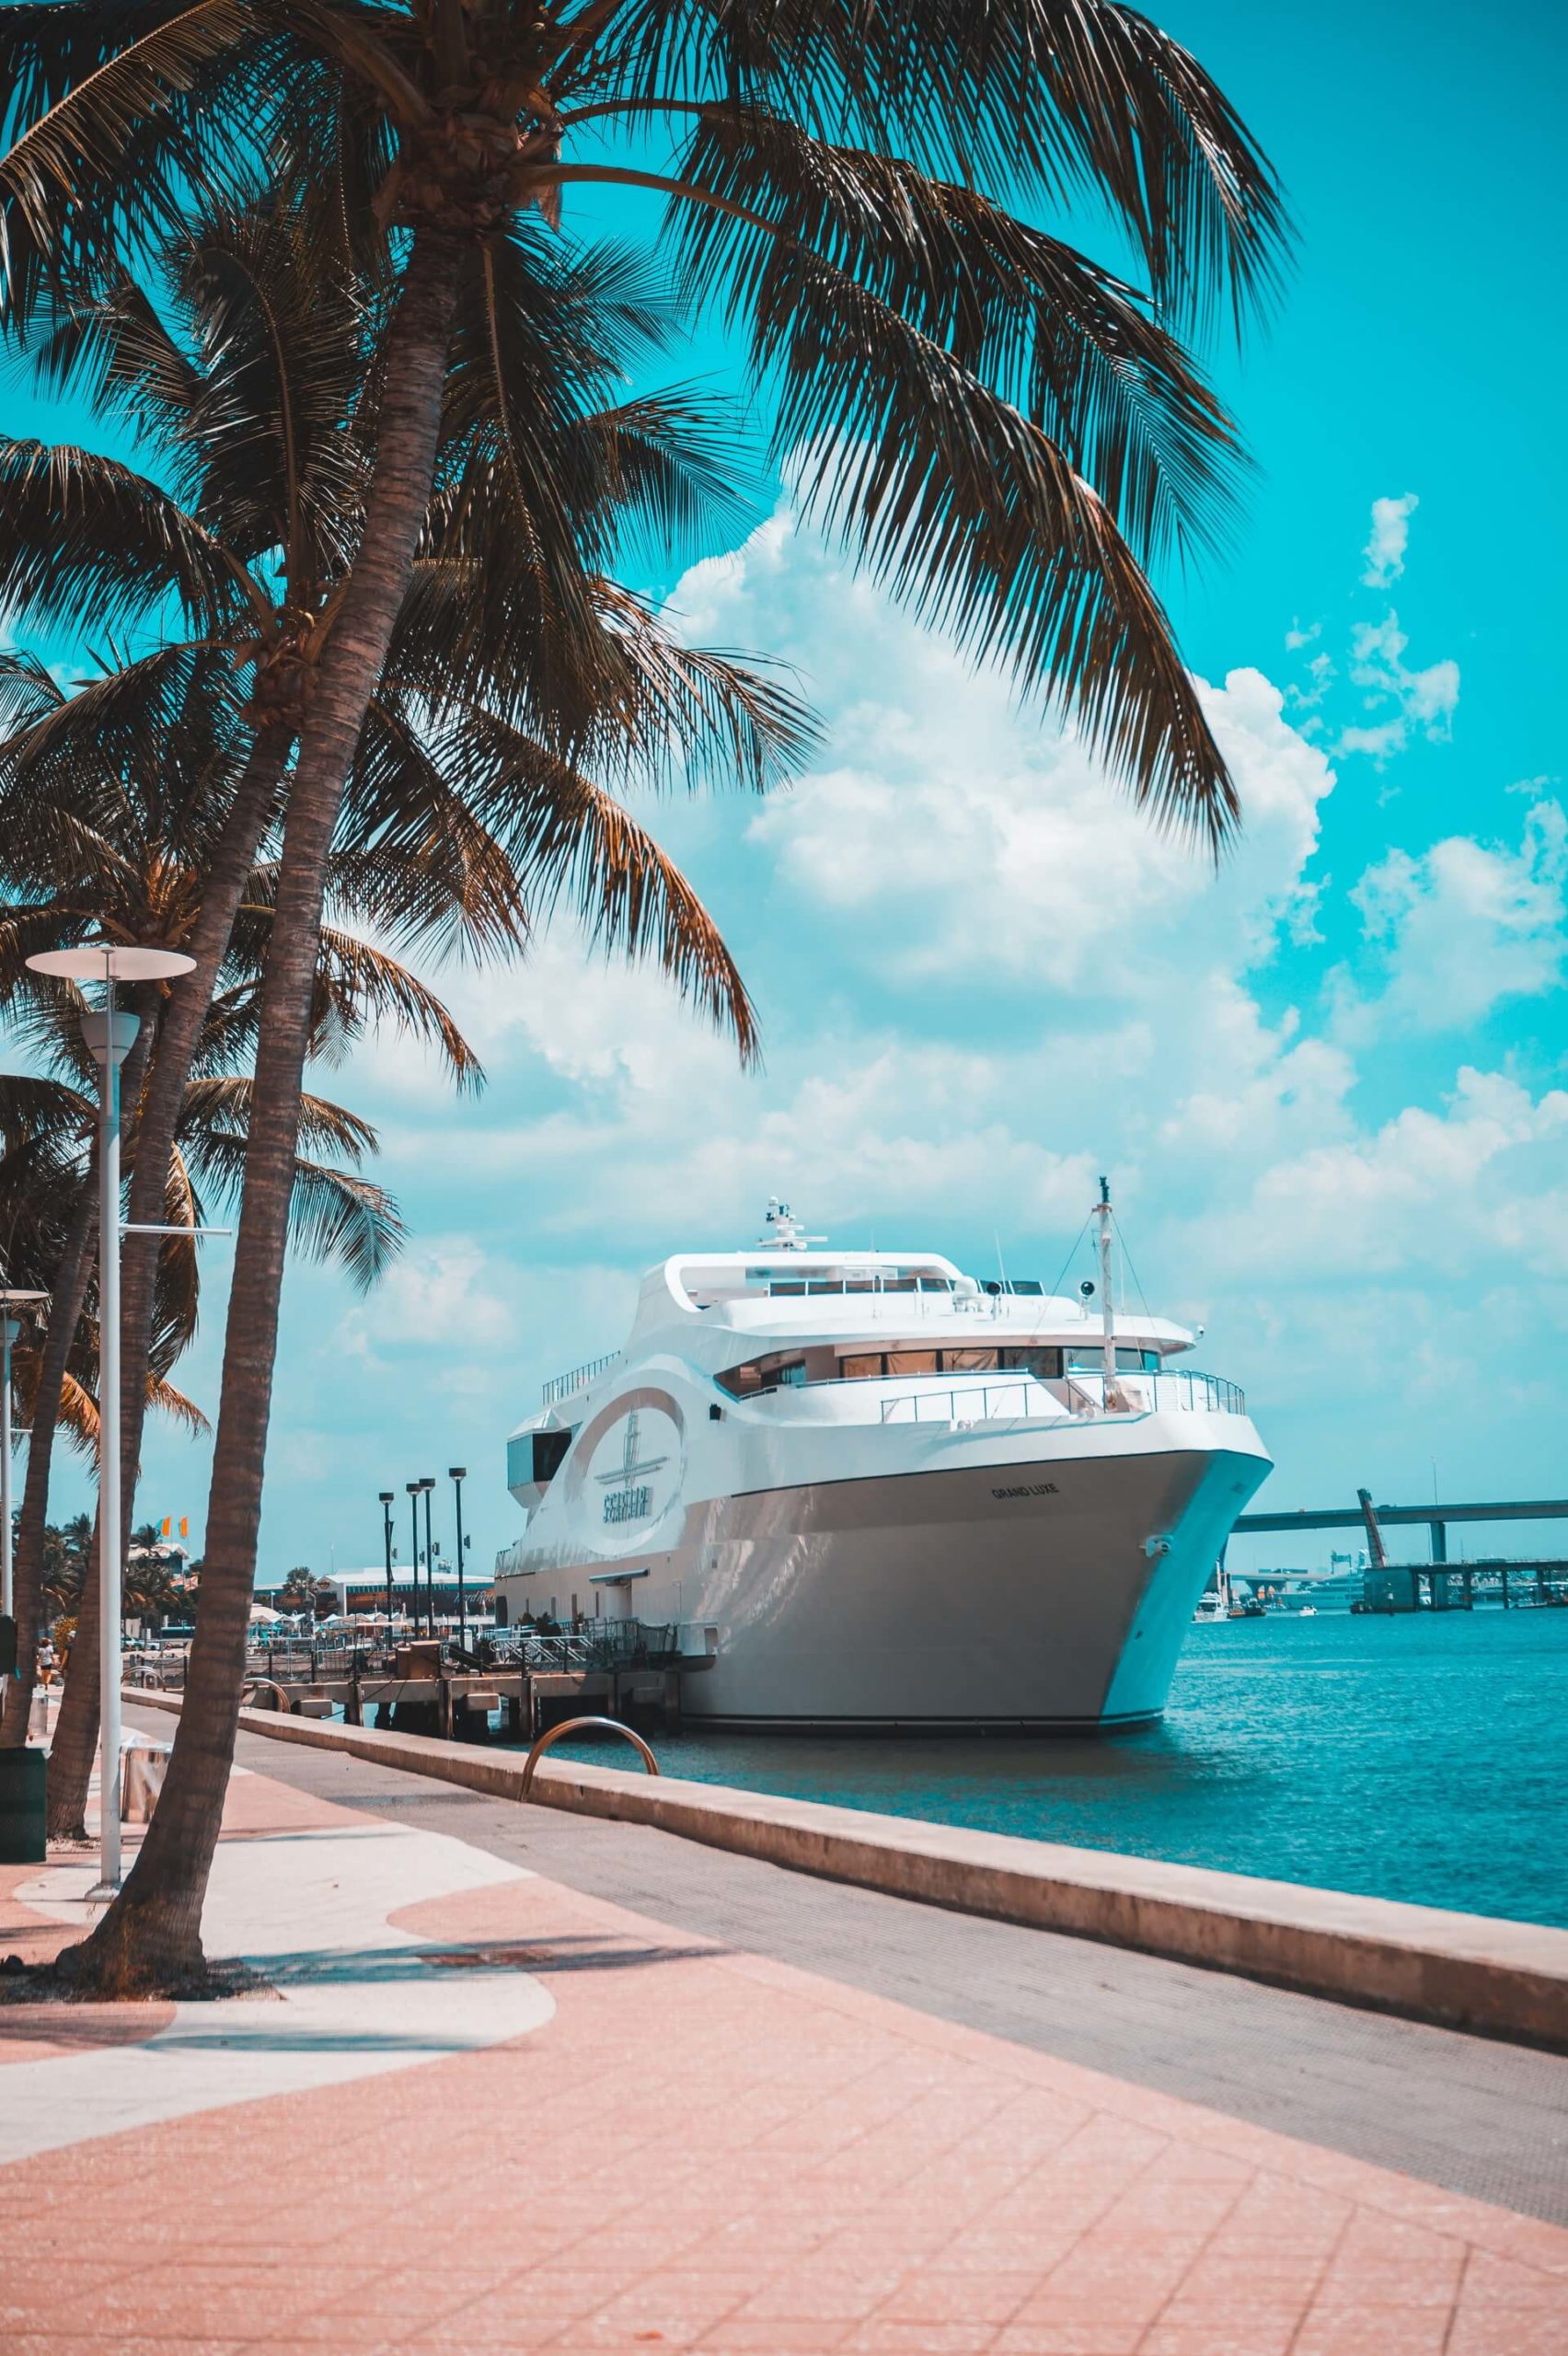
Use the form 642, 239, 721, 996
133, 1634, 686, 1739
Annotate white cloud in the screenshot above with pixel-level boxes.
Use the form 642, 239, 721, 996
1362, 491, 1419, 586
1338, 608, 1460, 762
1232, 1068, 1568, 1281
1340, 798, 1567, 1034
682, 512, 1338, 988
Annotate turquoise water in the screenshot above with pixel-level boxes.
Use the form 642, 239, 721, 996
548, 1611, 1568, 1930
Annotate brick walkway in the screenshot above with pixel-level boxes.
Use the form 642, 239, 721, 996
3, 1762, 1565, 2353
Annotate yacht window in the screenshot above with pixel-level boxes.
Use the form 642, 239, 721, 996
999, 1346, 1065, 1380
1066, 1347, 1159, 1373
918, 1276, 953, 1293
532, 1428, 572, 1484
944, 1346, 998, 1372
764, 1359, 807, 1389
882, 1277, 917, 1292
886, 1348, 940, 1375
807, 1279, 843, 1295
841, 1353, 883, 1380
845, 1277, 876, 1292
770, 1280, 805, 1296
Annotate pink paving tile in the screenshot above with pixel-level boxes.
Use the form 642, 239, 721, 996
733, 2269, 911, 2323
1459, 2249, 1568, 2307
1446, 2312, 1568, 2356
3, 2339, 253, 2356
1291, 2305, 1455, 2356
695, 2321, 855, 2352
870, 2268, 1041, 2323
840, 2323, 1003, 2353
1138, 2321, 1300, 2356
993, 2324, 1146, 2355
1312, 2257, 1465, 2309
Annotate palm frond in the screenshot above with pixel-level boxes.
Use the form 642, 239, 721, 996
146, 1372, 210, 1433
737, 243, 1236, 845
667, 111, 1245, 565
0, 0, 263, 324
179, 1073, 379, 1164
0, 439, 259, 638
440, 704, 761, 1064
282, 1156, 403, 1292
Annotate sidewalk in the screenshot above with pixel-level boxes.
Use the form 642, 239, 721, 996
3, 1756, 1566, 2354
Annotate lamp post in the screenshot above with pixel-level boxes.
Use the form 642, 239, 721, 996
0, 1288, 48, 1625
406, 1483, 421, 1638
378, 1491, 396, 1639
1, 1288, 49, 1734
449, 1468, 467, 1652
420, 1479, 436, 1642
25, 942, 196, 1895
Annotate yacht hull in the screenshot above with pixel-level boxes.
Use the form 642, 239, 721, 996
500, 1422, 1269, 1729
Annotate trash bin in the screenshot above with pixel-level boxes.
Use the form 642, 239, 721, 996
0, 1745, 47, 1865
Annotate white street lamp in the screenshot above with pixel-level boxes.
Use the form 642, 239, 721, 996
26, 942, 197, 1894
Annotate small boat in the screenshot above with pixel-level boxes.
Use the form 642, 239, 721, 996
1297, 1605, 1317, 1618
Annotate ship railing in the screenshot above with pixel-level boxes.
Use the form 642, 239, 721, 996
488, 1620, 679, 1672
880, 1369, 1245, 1426
541, 1349, 622, 1406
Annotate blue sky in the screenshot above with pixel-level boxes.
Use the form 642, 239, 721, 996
16, 0, 1567, 1583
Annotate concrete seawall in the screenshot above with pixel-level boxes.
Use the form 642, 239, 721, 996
127, 1689, 1568, 2050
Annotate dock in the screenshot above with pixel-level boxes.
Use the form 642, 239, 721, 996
129, 1625, 691, 1738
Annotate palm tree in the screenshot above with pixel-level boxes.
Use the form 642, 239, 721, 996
0, 4, 1288, 1992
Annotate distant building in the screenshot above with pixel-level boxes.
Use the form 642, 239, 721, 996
254, 1564, 493, 1621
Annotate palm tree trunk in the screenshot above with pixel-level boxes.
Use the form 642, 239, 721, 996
44, 1505, 101, 1840
0, 1180, 95, 1751
116, 735, 287, 1569
66, 230, 462, 1992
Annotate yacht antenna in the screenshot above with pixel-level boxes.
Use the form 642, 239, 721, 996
1096, 1175, 1116, 1380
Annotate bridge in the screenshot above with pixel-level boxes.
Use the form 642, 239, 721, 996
1235, 1496, 1568, 1562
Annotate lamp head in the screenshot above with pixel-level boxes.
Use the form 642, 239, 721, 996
378, 1491, 394, 1505
449, 1466, 467, 1481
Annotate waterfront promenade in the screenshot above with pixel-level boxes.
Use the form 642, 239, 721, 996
2, 1722, 1566, 2355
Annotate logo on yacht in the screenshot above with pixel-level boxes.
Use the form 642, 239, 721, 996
597, 1410, 669, 1527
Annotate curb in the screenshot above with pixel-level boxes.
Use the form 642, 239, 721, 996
126, 1688, 1568, 2050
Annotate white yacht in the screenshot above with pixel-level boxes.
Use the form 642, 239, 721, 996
494, 1195, 1272, 1730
